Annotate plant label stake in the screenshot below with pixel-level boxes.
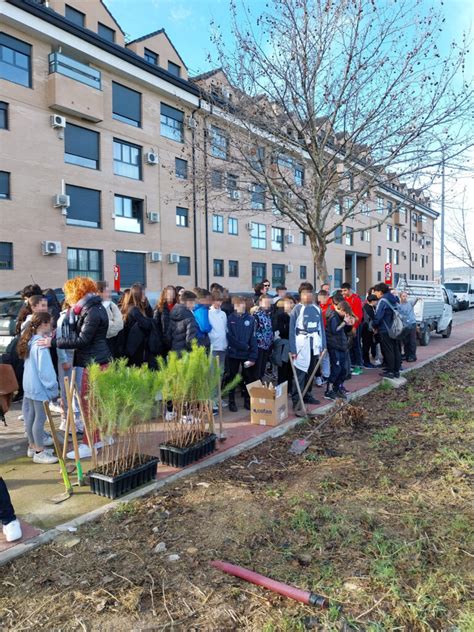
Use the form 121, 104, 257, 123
64, 373, 85, 486
216, 355, 226, 442
43, 401, 73, 503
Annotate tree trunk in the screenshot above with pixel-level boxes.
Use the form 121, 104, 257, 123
310, 236, 329, 288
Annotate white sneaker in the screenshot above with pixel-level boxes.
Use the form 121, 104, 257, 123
165, 411, 176, 422
43, 433, 54, 447
67, 443, 92, 460
59, 420, 70, 434
18, 414, 24, 421
27, 447, 35, 458
49, 402, 62, 414
33, 450, 58, 464
3, 519, 22, 543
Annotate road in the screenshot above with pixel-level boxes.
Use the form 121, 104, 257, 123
452, 308, 474, 327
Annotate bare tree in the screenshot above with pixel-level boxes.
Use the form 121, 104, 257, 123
193, 0, 474, 283
444, 193, 474, 269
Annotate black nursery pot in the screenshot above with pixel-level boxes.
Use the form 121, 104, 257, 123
159, 433, 217, 468
88, 456, 159, 499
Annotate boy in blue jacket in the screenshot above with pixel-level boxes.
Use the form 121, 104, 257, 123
193, 288, 212, 349
225, 296, 258, 412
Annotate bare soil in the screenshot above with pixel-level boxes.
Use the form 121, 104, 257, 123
1, 343, 473, 631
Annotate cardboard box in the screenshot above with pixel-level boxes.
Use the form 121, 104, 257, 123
246, 380, 289, 426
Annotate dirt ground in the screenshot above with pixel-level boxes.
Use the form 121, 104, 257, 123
1, 343, 473, 631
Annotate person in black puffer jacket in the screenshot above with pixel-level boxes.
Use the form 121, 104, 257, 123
153, 285, 177, 356
120, 283, 155, 367
169, 291, 198, 354
325, 300, 355, 400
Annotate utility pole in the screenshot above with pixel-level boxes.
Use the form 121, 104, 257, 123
440, 147, 445, 284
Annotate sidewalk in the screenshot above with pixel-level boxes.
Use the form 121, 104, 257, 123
1, 317, 473, 557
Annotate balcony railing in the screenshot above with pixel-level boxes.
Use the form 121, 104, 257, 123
48, 52, 101, 90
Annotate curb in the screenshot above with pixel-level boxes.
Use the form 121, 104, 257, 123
1, 335, 472, 567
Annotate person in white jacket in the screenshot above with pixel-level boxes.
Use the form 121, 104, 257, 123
97, 281, 124, 357
17, 312, 59, 464
209, 289, 228, 371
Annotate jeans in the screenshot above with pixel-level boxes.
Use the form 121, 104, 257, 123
0, 478, 16, 525
291, 353, 318, 405
401, 326, 417, 360
22, 397, 47, 448
328, 349, 348, 390
58, 364, 83, 423
350, 327, 363, 367
379, 332, 401, 375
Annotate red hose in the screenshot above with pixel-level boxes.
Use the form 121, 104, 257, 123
211, 560, 329, 608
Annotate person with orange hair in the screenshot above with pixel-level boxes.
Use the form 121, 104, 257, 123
40, 277, 110, 459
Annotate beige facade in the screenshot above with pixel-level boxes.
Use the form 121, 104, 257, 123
0, 0, 437, 296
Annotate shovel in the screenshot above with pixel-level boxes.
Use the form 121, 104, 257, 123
43, 401, 73, 503
288, 402, 345, 455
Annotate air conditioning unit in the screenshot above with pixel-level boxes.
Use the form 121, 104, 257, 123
286, 234, 295, 244
42, 240, 62, 255
147, 211, 160, 224
245, 222, 253, 231
145, 151, 159, 165
149, 251, 162, 263
286, 263, 294, 273
50, 114, 66, 129
229, 190, 240, 200
187, 116, 197, 129
53, 193, 70, 208
168, 253, 180, 264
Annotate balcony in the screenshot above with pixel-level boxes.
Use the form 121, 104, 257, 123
47, 53, 103, 122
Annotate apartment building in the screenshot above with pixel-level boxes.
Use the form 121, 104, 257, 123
0, 0, 438, 295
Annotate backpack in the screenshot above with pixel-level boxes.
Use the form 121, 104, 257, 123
380, 298, 405, 340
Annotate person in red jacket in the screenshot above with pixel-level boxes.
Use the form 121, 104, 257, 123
341, 282, 363, 375
317, 289, 332, 326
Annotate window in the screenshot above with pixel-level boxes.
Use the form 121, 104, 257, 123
66, 184, 100, 228
0, 171, 10, 199
421, 254, 425, 268
212, 214, 224, 233
176, 207, 188, 227
394, 249, 400, 265
0, 33, 31, 88
345, 226, 353, 246
178, 256, 190, 276
65, 123, 99, 169
394, 226, 400, 242
113, 139, 141, 180
210, 125, 228, 159
378, 224, 381, 233
376, 196, 384, 213
334, 268, 343, 288
387, 201, 393, 215
360, 229, 371, 242
211, 170, 223, 189
272, 264, 285, 287
227, 173, 238, 192
386, 224, 393, 241
250, 146, 265, 172
67, 248, 102, 280
48, 52, 101, 90
160, 103, 184, 142
361, 202, 370, 215
334, 226, 343, 244
144, 49, 158, 65
213, 259, 224, 277
168, 61, 181, 77
294, 165, 304, 186
426, 255, 429, 264
251, 184, 265, 210
252, 262, 267, 286
229, 259, 239, 277
348, 173, 354, 191
98, 23, 115, 42
394, 272, 400, 286
386, 248, 393, 263
228, 217, 238, 235
300, 265, 307, 280
65, 5, 85, 27
175, 158, 188, 179
251, 223, 266, 249
377, 271, 382, 282
114, 195, 143, 233
412, 213, 418, 226
272, 227, 284, 251
116, 251, 146, 287
0, 242, 13, 270
377, 245, 382, 256
300, 231, 307, 246
112, 82, 141, 127
0, 102, 8, 129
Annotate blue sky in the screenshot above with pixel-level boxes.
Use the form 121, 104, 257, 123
105, 0, 473, 77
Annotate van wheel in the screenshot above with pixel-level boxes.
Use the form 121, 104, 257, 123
442, 322, 452, 338
420, 329, 430, 346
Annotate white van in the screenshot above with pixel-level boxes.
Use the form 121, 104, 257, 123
443, 278, 474, 310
